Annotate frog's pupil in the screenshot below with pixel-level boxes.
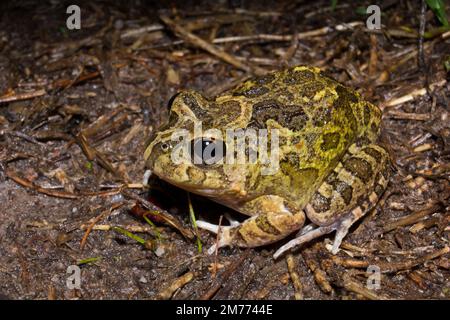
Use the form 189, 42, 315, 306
191, 138, 226, 166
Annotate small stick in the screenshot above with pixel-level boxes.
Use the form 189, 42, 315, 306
211, 215, 224, 278
381, 246, 449, 273
80, 202, 124, 250
156, 271, 195, 300
302, 252, 333, 294
385, 111, 430, 121
332, 256, 370, 269
0, 89, 46, 104
381, 80, 446, 108
333, 246, 450, 273
5, 169, 78, 199
200, 249, 252, 300
418, 0, 427, 70
342, 274, 386, 300
160, 15, 267, 75
286, 254, 303, 300
383, 202, 441, 233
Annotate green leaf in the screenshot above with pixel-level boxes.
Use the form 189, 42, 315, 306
426, 0, 449, 26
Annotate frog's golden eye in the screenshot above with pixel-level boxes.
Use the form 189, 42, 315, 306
190, 138, 226, 166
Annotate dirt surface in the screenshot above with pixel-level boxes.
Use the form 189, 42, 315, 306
0, 0, 449, 300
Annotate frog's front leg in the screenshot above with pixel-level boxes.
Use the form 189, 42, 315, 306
197, 195, 305, 254
274, 144, 390, 259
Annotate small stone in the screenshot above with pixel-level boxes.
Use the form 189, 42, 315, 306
139, 276, 148, 284
154, 246, 165, 257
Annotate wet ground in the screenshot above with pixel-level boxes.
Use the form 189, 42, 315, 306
0, 0, 449, 299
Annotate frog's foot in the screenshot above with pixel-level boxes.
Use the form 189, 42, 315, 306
195, 222, 235, 255
273, 209, 362, 259
197, 197, 306, 255
196, 215, 241, 254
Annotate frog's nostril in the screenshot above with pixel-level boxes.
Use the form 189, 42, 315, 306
160, 142, 170, 152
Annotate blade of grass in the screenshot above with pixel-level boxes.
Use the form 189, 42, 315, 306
426, 0, 449, 26
187, 192, 203, 253
77, 257, 101, 266
113, 226, 146, 245
143, 214, 162, 241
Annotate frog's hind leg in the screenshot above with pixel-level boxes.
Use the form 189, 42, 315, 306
197, 195, 306, 255
274, 144, 390, 259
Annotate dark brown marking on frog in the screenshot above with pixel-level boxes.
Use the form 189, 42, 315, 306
311, 192, 331, 213
275, 87, 294, 102
363, 104, 371, 125
283, 106, 309, 131
312, 104, 333, 127
248, 99, 279, 128
343, 157, 373, 183
182, 93, 211, 120
217, 100, 241, 123
283, 69, 315, 85
249, 99, 309, 131
255, 215, 281, 235
321, 132, 341, 151
233, 85, 269, 98
300, 81, 326, 100
252, 74, 275, 85
233, 228, 249, 245
333, 180, 353, 205
370, 122, 379, 135
356, 194, 368, 208
333, 85, 358, 132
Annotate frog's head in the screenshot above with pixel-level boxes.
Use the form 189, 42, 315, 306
144, 91, 251, 201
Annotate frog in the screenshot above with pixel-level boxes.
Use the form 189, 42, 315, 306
144, 66, 390, 259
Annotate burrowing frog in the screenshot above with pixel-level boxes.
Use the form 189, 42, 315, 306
144, 66, 390, 258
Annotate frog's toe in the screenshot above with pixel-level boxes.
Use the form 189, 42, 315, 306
207, 226, 235, 254
273, 224, 334, 259
196, 220, 236, 254
196, 220, 220, 233
224, 213, 240, 227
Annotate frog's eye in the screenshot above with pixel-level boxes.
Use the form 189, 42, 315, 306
190, 138, 226, 166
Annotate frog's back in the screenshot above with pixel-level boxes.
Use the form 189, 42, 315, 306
219, 66, 382, 206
